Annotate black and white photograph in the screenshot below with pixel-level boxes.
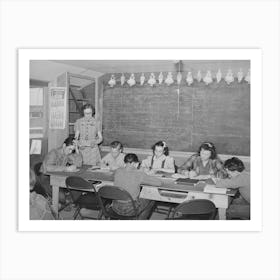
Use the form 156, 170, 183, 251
29, 59, 251, 221
1, 1, 280, 280
19, 48, 261, 231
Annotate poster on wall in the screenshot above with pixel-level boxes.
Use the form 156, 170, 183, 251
49, 87, 67, 129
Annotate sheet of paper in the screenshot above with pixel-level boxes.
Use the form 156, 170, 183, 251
29, 139, 42, 154
204, 185, 227, 194
171, 173, 189, 179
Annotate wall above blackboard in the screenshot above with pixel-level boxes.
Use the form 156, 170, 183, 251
102, 67, 250, 156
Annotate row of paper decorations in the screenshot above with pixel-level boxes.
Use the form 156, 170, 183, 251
108, 69, 250, 87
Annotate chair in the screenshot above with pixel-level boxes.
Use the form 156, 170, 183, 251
170, 199, 217, 220
98, 185, 151, 220
65, 176, 103, 220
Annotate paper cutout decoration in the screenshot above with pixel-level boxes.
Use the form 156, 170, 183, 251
203, 70, 213, 85
108, 74, 116, 87
186, 71, 193, 86
176, 72, 182, 85
120, 73, 126, 86
127, 73, 136, 87
216, 69, 222, 83
237, 68, 244, 83
245, 69, 250, 84
158, 72, 163, 85
30, 139, 42, 155
158, 72, 164, 84
197, 70, 202, 82
148, 73, 156, 86
225, 69, 234, 85
165, 72, 174, 86
140, 73, 145, 86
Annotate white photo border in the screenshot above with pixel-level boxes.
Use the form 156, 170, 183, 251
19, 48, 262, 232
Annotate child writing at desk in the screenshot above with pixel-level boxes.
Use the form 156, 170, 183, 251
178, 142, 226, 179
40, 136, 82, 204
141, 141, 175, 174
214, 157, 250, 219
100, 141, 125, 171
112, 153, 162, 219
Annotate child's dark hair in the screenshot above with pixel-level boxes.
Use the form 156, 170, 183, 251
124, 153, 139, 164
224, 157, 245, 172
198, 142, 217, 159
152, 141, 169, 156
110, 141, 123, 152
82, 103, 95, 116
64, 136, 75, 147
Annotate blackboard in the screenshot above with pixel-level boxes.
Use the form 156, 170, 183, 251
102, 79, 250, 156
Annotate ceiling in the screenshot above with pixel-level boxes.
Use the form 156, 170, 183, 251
55, 60, 250, 75
55, 60, 179, 74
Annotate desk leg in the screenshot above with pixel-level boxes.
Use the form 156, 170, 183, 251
52, 185, 59, 219
218, 208, 227, 220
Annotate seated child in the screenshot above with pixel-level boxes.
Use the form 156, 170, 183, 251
141, 141, 175, 174
112, 153, 162, 219
40, 136, 82, 203
30, 169, 55, 220
100, 141, 125, 171
215, 157, 250, 219
178, 142, 226, 179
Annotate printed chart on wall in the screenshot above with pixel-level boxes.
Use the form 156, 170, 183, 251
49, 87, 67, 129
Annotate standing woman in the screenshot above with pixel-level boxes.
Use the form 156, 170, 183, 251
74, 103, 103, 166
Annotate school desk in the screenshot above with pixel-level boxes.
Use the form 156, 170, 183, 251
48, 168, 236, 220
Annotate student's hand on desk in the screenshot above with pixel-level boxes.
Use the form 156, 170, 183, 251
145, 169, 156, 176
211, 176, 222, 184
189, 170, 198, 179
180, 170, 189, 177
65, 165, 78, 172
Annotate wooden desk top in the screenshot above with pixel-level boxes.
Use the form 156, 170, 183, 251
48, 166, 236, 196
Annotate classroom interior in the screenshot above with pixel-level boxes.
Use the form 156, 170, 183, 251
29, 60, 250, 220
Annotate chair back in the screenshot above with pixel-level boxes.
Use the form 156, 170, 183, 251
98, 185, 138, 218
65, 176, 96, 191
98, 185, 132, 201
171, 199, 217, 220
